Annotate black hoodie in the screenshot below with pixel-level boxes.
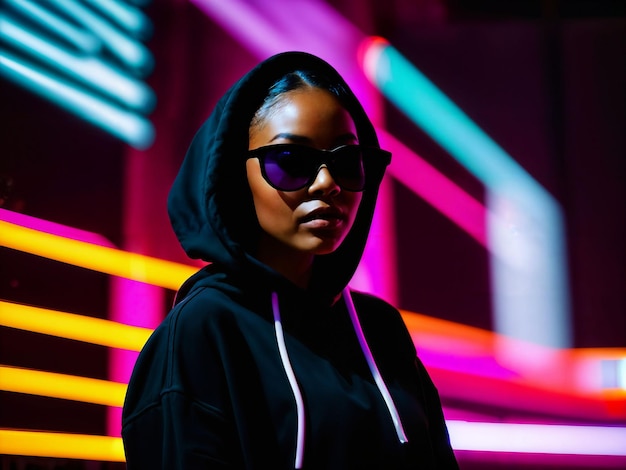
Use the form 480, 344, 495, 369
122, 51, 458, 469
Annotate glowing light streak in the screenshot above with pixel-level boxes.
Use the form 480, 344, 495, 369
0, 208, 113, 246
0, 301, 151, 351
4, 0, 100, 53
447, 421, 626, 456
0, 430, 125, 461
190, 0, 378, 119
190, 0, 292, 59
45, 0, 153, 74
360, 36, 572, 348
0, 220, 196, 289
377, 129, 487, 247
0, 366, 126, 407
361, 37, 544, 197
86, 0, 152, 39
0, 51, 154, 149
0, 16, 155, 112
0, 422, 623, 462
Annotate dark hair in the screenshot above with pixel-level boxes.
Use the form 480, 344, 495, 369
249, 70, 351, 135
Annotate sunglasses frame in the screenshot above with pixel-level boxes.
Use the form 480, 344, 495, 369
246, 144, 391, 192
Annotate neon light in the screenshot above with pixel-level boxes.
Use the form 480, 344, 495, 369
107, 278, 164, 436
360, 37, 572, 349
0, 366, 126, 407
5, 289, 622, 421
0, 300, 151, 351
86, 0, 152, 39
0, 207, 113, 247
0, 430, 125, 461
0, 51, 155, 149
1, 422, 623, 462
361, 37, 547, 196
0, 16, 155, 111
45, 0, 153, 74
0, 220, 196, 289
190, 0, 292, 59
447, 421, 626, 456
377, 129, 487, 247
4, 0, 101, 53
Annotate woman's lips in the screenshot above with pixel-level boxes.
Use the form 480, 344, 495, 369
299, 207, 345, 229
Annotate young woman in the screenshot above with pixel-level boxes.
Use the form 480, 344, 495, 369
122, 51, 458, 469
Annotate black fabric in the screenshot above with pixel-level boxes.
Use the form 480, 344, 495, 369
122, 51, 458, 469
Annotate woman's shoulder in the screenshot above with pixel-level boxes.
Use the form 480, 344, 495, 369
164, 284, 248, 334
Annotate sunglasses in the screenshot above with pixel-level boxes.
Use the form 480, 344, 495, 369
247, 144, 391, 192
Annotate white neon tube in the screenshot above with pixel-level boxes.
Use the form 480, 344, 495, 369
447, 421, 626, 456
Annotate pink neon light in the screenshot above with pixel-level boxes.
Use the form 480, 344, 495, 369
377, 130, 488, 247
0, 207, 113, 247
107, 277, 163, 437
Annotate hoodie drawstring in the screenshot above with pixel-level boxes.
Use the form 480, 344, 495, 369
272, 292, 306, 469
271, 289, 408, 469
342, 288, 409, 444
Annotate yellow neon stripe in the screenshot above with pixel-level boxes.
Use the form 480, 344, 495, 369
0, 429, 125, 461
0, 366, 126, 407
0, 220, 197, 290
0, 301, 152, 351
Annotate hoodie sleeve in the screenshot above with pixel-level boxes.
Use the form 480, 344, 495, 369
122, 392, 238, 469
121, 290, 242, 469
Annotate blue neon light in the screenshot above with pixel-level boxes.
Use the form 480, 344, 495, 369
0, 1, 155, 149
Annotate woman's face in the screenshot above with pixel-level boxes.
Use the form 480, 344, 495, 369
247, 88, 363, 264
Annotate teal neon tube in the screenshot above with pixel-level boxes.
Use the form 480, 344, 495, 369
361, 37, 571, 347
0, 51, 154, 149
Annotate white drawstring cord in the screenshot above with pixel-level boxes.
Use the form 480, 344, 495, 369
271, 292, 306, 469
343, 288, 409, 444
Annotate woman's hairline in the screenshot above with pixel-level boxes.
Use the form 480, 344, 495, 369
249, 70, 351, 139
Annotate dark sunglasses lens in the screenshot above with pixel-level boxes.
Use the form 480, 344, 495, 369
263, 148, 314, 191
260, 145, 367, 191
329, 147, 365, 191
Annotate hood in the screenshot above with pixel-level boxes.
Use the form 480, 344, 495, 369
167, 51, 389, 301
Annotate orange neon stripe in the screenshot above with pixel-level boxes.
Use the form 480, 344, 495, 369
0, 366, 126, 407
0, 220, 197, 290
400, 310, 494, 347
0, 300, 152, 351
0, 429, 125, 461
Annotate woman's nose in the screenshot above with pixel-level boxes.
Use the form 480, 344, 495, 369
308, 165, 340, 196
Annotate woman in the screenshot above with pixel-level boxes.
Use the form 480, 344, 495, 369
122, 51, 458, 469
